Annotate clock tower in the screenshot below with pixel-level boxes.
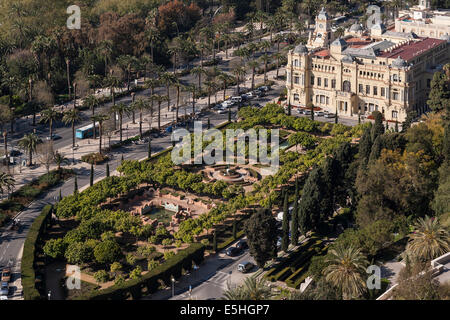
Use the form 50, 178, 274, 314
307, 7, 335, 49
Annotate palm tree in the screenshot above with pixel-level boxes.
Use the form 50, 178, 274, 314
260, 54, 271, 83
204, 80, 215, 109
273, 52, 283, 79
18, 133, 39, 166
222, 276, 272, 300
144, 78, 160, 118
39, 107, 61, 140
91, 114, 109, 154
406, 216, 450, 262
248, 60, 259, 91
0, 172, 14, 196
151, 94, 169, 131
323, 245, 369, 300
62, 108, 81, 148
131, 98, 149, 137
217, 73, 231, 101
191, 66, 205, 92
232, 65, 246, 95
53, 151, 69, 171
98, 40, 113, 76
160, 72, 176, 111
111, 103, 131, 142
84, 94, 99, 138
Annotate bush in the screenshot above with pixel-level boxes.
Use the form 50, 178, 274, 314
81, 152, 109, 165
94, 240, 121, 265
94, 270, 110, 284
130, 266, 143, 280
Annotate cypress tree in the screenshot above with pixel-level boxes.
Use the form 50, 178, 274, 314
228, 107, 231, 122
90, 163, 94, 186
310, 104, 314, 120
287, 102, 291, 116
207, 117, 211, 129
385, 121, 389, 131
74, 175, 78, 194
291, 179, 299, 246
281, 192, 289, 252
298, 167, 325, 233
121, 154, 124, 163
358, 126, 373, 165
369, 135, 383, 163
244, 208, 278, 268
371, 111, 385, 142
148, 137, 152, 159
212, 230, 217, 253
59, 189, 62, 202
106, 163, 110, 177
395, 121, 399, 132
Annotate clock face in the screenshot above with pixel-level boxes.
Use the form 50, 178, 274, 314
317, 33, 322, 38
319, 24, 323, 28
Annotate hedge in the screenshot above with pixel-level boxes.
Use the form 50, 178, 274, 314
22, 204, 53, 300
285, 246, 328, 288
74, 243, 205, 300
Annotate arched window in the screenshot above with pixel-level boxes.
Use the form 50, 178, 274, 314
343, 80, 351, 92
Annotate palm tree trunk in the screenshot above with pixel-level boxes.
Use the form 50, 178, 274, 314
158, 102, 161, 131
119, 114, 123, 142
99, 124, 103, 154
139, 111, 143, 137
252, 69, 255, 90
176, 87, 180, 124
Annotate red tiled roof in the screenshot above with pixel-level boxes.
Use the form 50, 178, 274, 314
345, 37, 372, 48
379, 38, 446, 61
314, 49, 330, 57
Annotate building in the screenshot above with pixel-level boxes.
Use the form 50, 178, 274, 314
286, 7, 450, 122
396, 0, 450, 39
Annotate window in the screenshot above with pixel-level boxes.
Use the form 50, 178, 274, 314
316, 95, 319, 103
366, 85, 370, 94
392, 110, 398, 118
294, 76, 299, 84
294, 59, 299, 67
320, 95, 325, 104
317, 77, 322, 86
326, 97, 329, 105
331, 79, 336, 88
359, 84, 363, 93
343, 80, 351, 92
294, 94, 299, 101
393, 91, 399, 100
373, 86, 378, 96
324, 78, 328, 87
381, 87, 385, 97
311, 75, 315, 85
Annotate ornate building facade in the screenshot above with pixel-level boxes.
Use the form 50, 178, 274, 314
286, 7, 450, 122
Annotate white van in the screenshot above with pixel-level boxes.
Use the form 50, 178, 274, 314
230, 96, 242, 103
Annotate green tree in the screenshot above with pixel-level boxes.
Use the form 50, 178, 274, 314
291, 179, 299, 246
244, 208, 278, 268
39, 107, 61, 140
427, 70, 450, 112
94, 240, 122, 266
62, 108, 81, 148
93, 270, 110, 284
281, 191, 289, 252
18, 133, 39, 166
406, 216, 450, 262
323, 245, 369, 300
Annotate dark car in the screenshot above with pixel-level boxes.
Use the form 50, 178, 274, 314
46, 134, 62, 141
237, 261, 254, 273
236, 240, 248, 251
252, 103, 262, 108
226, 246, 241, 257
9, 149, 21, 157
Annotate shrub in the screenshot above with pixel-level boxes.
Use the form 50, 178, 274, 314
147, 259, 159, 271
110, 262, 122, 273
81, 152, 109, 165
130, 266, 143, 280
126, 253, 137, 266
94, 270, 110, 284
164, 251, 176, 260
43, 238, 67, 259
94, 240, 121, 265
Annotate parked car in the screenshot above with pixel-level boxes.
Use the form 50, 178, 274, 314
1, 269, 11, 283
230, 96, 242, 104
314, 111, 325, 117
237, 261, 254, 273
252, 103, 262, 108
9, 149, 21, 157
324, 113, 336, 118
226, 246, 241, 257
258, 85, 270, 92
0, 282, 8, 296
217, 109, 227, 114
221, 101, 234, 108
304, 109, 312, 115
46, 134, 62, 141
297, 108, 304, 114
246, 91, 256, 98
236, 240, 248, 251
240, 94, 249, 101
254, 90, 265, 97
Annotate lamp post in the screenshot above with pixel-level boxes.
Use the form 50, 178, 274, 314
48, 290, 51, 300
171, 276, 175, 298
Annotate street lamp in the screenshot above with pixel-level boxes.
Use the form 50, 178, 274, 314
171, 276, 175, 298
48, 290, 51, 300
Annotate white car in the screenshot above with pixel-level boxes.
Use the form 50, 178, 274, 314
217, 109, 228, 114
230, 96, 242, 103
221, 101, 234, 108
324, 113, 336, 118
314, 111, 325, 117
